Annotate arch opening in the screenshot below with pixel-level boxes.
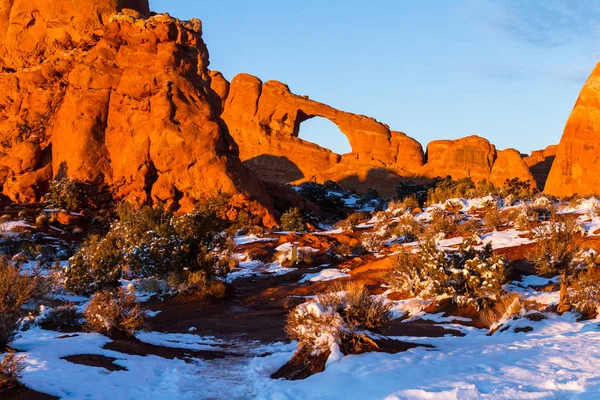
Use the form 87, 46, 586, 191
297, 116, 352, 155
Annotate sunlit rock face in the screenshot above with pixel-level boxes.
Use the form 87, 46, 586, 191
0, 0, 276, 226
545, 63, 600, 197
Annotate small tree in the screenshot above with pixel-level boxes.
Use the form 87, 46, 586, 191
44, 177, 84, 212
528, 216, 585, 312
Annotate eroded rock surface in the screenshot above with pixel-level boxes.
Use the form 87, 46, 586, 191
546, 63, 600, 197
0, 0, 276, 226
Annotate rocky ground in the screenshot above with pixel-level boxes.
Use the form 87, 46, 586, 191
1, 192, 600, 399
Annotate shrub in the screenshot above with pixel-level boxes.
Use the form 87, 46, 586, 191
297, 181, 346, 222
84, 289, 145, 338
511, 206, 536, 231
482, 205, 506, 231
390, 235, 507, 309
332, 242, 365, 259
458, 218, 483, 235
176, 271, 227, 300
65, 234, 122, 295
427, 176, 476, 205
503, 177, 536, 200
361, 232, 388, 252
567, 255, 600, 318
39, 305, 82, 331
44, 177, 84, 212
479, 293, 522, 330
528, 216, 586, 312
0, 351, 25, 389
388, 195, 419, 215
0, 259, 44, 350
396, 181, 429, 205
393, 213, 422, 243
338, 212, 369, 233
66, 202, 232, 295
280, 208, 304, 232
423, 208, 459, 238
286, 283, 392, 356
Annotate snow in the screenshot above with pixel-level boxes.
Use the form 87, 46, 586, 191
251, 314, 600, 399
479, 229, 534, 250
0, 220, 33, 236
226, 260, 294, 282
135, 331, 226, 351
233, 235, 277, 246
299, 268, 350, 283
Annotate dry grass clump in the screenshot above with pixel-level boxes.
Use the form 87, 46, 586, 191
479, 293, 522, 329
388, 195, 420, 215
0, 351, 25, 389
393, 213, 422, 243
286, 282, 392, 356
338, 212, 370, 233
482, 205, 507, 231
84, 289, 145, 338
0, 258, 46, 350
423, 208, 460, 238
569, 266, 600, 319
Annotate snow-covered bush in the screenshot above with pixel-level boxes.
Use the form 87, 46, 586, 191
65, 233, 123, 295
393, 212, 422, 243
44, 177, 85, 212
66, 202, 234, 295
286, 283, 392, 356
528, 217, 587, 312
0, 351, 25, 389
361, 232, 387, 252
511, 206, 536, 231
280, 208, 304, 232
391, 235, 506, 309
84, 288, 144, 338
0, 259, 45, 350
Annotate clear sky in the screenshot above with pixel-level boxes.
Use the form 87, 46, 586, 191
149, 0, 600, 155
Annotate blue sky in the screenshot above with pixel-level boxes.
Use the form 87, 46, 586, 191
149, 0, 600, 155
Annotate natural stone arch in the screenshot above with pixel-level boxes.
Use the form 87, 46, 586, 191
296, 114, 352, 155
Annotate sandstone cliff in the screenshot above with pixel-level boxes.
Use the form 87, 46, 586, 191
524, 145, 557, 191
0, 0, 276, 226
544, 63, 600, 198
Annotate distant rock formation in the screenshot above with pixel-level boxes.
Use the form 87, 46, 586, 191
0, 0, 276, 226
524, 145, 557, 191
545, 64, 600, 197
214, 74, 534, 196
420, 136, 534, 187
217, 73, 425, 196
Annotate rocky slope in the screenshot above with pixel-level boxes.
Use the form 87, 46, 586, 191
0, 0, 276, 226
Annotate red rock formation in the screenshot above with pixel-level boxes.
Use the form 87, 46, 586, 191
420, 136, 497, 181
218, 73, 425, 196
489, 149, 536, 188
524, 145, 557, 190
0, 0, 276, 226
545, 63, 600, 197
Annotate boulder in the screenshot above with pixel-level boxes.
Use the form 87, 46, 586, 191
420, 136, 497, 181
489, 149, 536, 188
545, 63, 600, 197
